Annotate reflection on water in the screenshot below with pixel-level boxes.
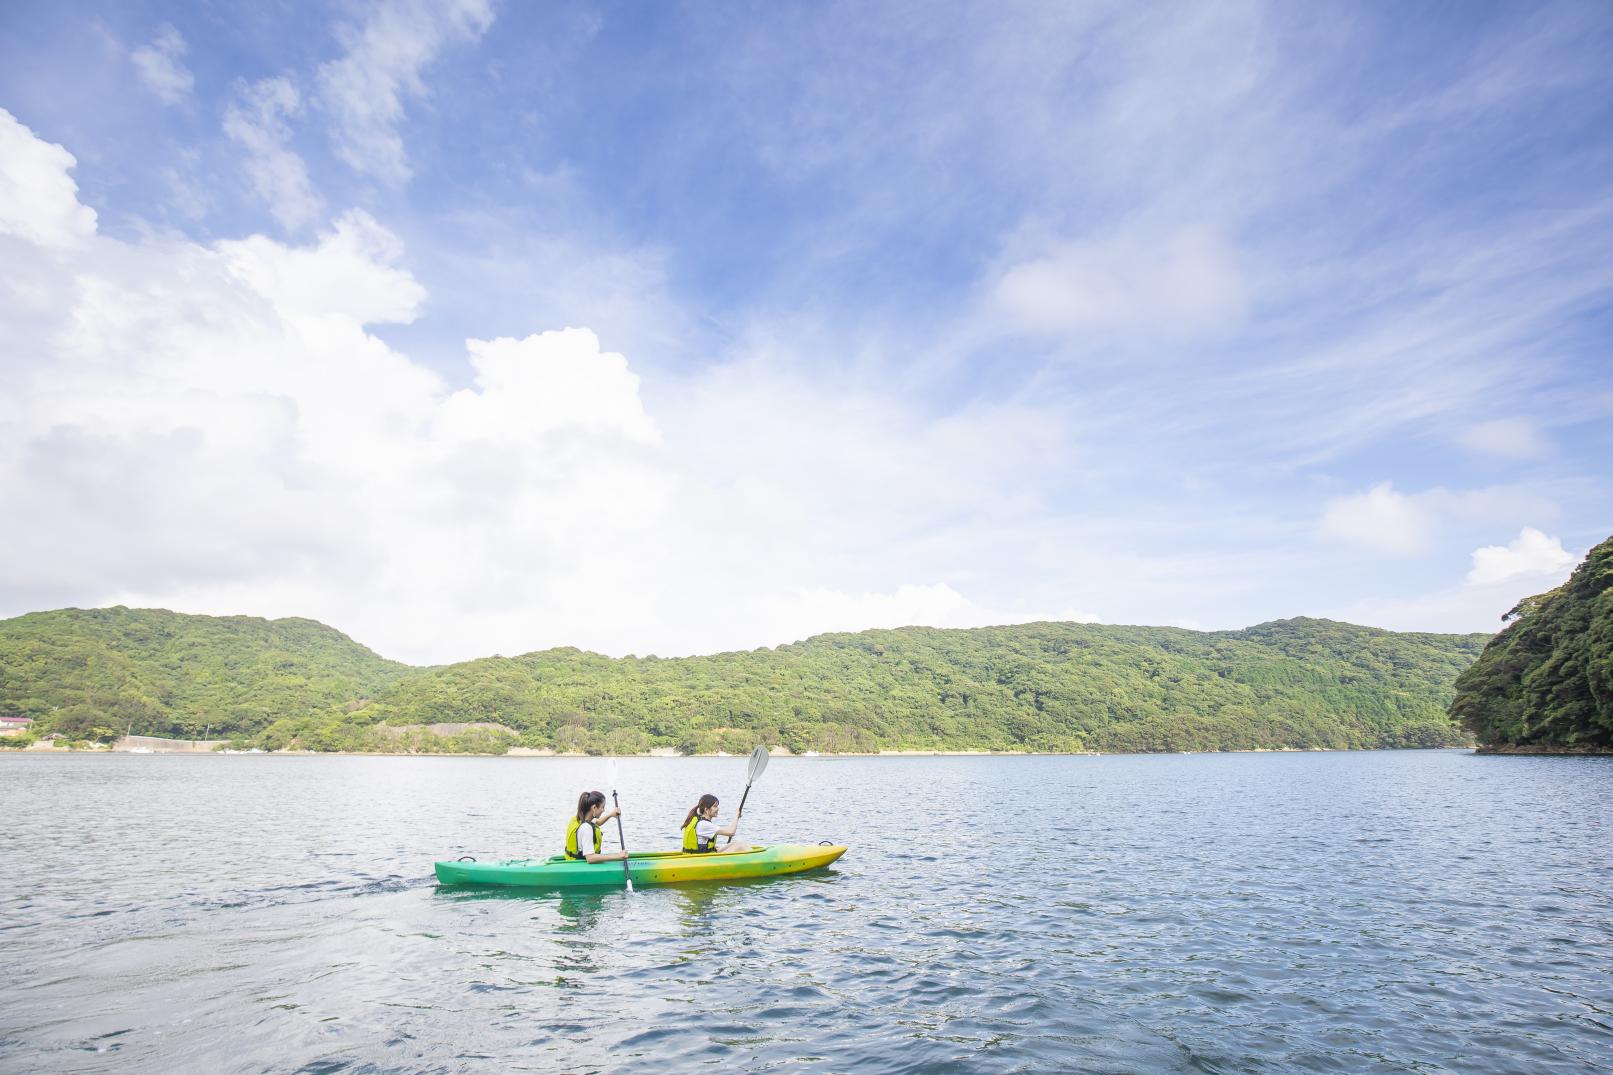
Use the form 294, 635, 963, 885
2, 751, 1612, 1073
553, 889, 612, 934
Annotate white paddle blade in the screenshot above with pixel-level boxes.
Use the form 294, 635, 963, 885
748, 744, 770, 782
605, 758, 618, 793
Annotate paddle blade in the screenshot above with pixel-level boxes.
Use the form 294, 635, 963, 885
605, 758, 619, 793
747, 744, 770, 782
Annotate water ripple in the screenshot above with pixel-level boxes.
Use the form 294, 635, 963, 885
3, 751, 1612, 1072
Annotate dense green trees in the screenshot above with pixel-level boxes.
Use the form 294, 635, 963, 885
1450, 535, 1613, 752
0, 607, 408, 741
0, 606, 1489, 753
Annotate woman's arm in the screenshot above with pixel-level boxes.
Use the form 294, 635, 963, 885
584, 850, 629, 863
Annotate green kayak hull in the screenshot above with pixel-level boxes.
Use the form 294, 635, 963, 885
434, 843, 847, 889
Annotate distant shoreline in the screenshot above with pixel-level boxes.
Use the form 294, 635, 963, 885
3, 743, 1480, 759
1473, 745, 1613, 756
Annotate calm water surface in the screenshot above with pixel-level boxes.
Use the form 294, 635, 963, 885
2, 751, 1611, 1073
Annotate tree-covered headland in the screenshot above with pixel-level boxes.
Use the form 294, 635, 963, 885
1449, 533, 1613, 753
0, 607, 408, 747
0, 607, 1490, 753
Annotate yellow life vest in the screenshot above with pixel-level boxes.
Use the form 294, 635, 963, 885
682, 813, 717, 853
566, 816, 603, 859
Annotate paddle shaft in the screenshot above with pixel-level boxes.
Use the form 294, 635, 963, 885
611, 789, 632, 890
723, 782, 753, 845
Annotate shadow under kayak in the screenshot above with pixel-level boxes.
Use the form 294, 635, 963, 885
434, 843, 848, 889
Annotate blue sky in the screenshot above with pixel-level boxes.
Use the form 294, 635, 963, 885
0, 1, 1609, 663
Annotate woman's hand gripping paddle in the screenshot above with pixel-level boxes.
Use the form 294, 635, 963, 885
606, 758, 633, 892
724, 745, 771, 846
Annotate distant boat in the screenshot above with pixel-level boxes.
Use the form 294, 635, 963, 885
802, 750, 820, 757
129, 746, 154, 754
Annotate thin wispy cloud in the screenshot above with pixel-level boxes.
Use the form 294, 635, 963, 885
131, 25, 193, 104
317, 0, 494, 184
1459, 419, 1549, 460
223, 77, 324, 231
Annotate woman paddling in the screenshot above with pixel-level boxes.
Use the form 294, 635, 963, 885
566, 791, 629, 864
681, 793, 752, 854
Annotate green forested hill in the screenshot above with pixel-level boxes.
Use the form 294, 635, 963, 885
0, 607, 410, 741
0, 606, 1488, 753
1449, 534, 1613, 752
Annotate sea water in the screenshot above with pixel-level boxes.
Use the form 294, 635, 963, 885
2, 750, 1610, 1072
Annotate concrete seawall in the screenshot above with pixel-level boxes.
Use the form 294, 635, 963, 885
115, 735, 227, 753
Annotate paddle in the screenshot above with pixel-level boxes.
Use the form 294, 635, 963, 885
606, 758, 633, 892
724, 745, 771, 846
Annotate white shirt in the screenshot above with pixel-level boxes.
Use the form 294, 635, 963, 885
576, 821, 599, 855
695, 818, 719, 849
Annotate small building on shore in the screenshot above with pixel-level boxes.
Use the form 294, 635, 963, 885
0, 715, 34, 737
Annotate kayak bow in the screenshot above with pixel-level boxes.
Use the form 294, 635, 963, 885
435, 843, 847, 889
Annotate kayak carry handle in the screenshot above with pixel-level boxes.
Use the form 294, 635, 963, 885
457, 855, 477, 862
818, 840, 836, 846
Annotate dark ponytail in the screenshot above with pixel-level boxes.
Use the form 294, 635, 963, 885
683, 793, 719, 828
577, 790, 606, 820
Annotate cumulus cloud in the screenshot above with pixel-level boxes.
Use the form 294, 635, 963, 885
0, 109, 97, 247
317, 0, 494, 183
1318, 482, 1436, 555
1466, 527, 1577, 585
0, 116, 1089, 662
0, 213, 668, 657
442, 332, 659, 446
131, 25, 193, 104
221, 209, 424, 323
223, 77, 324, 230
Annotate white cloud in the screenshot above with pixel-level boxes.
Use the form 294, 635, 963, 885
317, 0, 494, 184
1318, 482, 1436, 555
0, 117, 1099, 663
221, 209, 423, 324
1315, 480, 1565, 559
0, 109, 97, 247
442, 331, 659, 446
1457, 417, 1548, 459
131, 25, 193, 104
1331, 526, 1580, 633
1466, 527, 1577, 585
223, 77, 324, 231
990, 226, 1247, 342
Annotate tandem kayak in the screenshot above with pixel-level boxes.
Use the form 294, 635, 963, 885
434, 843, 848, 889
